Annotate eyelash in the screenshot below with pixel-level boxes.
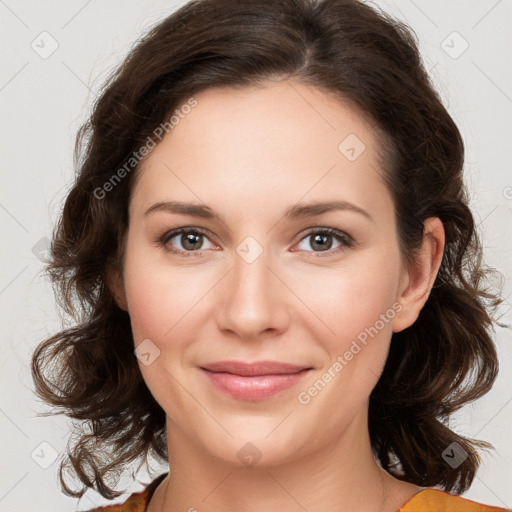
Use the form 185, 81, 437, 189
158, 226, 356, 258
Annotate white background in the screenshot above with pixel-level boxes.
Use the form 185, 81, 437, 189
1, 0, 511, 510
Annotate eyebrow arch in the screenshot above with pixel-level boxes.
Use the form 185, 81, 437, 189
283, 200, 372, 222
144, 199, 372, 223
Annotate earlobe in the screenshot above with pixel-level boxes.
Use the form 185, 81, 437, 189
392, 217, 445, 333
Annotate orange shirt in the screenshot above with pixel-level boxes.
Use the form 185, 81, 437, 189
86, 473, 510, 511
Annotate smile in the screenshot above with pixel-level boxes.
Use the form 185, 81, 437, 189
199, 360, 313, 400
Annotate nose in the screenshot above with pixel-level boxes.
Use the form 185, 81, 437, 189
215, 244, 290, 341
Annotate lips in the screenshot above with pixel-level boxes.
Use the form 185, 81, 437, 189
200, 360, 310, 376
199, 360, 312, 400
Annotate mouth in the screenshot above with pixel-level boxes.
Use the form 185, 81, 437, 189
199, 360, 313, 401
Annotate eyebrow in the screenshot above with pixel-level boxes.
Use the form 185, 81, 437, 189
144, 199, 372, 223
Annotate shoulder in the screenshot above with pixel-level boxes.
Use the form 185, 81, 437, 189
81, 473, 168, 512
398, 488, 511, 512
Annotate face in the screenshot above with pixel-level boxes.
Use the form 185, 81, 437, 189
116, 80, 415, 467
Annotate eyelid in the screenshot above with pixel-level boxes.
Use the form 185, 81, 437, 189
290, 227, 355, 255
159, 226, 219, 250
158, 226, 355, 256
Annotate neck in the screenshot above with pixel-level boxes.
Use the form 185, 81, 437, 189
149, 411, 417, 512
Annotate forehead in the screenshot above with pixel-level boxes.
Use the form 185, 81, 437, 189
130, 80, 393, 222
167, 80, 382, 160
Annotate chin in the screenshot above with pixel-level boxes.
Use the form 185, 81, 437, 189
212, 439, 300, 469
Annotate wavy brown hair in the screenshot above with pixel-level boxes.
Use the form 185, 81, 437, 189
31, 0, 504, 500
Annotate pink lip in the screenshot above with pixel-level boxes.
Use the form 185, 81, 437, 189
199, 360, 312, 401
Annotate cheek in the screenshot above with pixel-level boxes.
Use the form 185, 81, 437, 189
295, 257, 400, 348
124, 272, 170, 342
123, 246, 208, 342
294, 270, 399, 417
122, 247, 208, 411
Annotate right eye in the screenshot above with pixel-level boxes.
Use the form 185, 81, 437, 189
159, 227, 218, 256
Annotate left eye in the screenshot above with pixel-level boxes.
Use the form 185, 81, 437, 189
295, 229, 350, 254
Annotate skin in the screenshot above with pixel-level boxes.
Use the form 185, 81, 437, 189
111, 79, 445, 512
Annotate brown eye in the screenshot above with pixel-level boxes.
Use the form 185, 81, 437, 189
179, 232, 203, 251
294, 228, 355, 256
160, 228, 216, 255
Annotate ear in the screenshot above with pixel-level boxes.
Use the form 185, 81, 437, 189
106, 265, 129, 312
391, 217, 445, 333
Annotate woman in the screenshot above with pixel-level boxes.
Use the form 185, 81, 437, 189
31, 0, 509, 510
